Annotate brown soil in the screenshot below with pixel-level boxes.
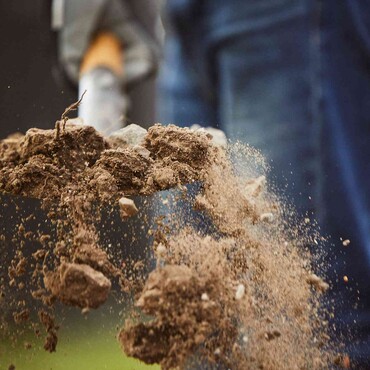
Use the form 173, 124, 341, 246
120, 264, 238, 369
43, 262, 111, 309
0, 121, 337, 368
38, 309, 58, 352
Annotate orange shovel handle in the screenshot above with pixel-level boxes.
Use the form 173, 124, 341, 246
80, 32, 123, 77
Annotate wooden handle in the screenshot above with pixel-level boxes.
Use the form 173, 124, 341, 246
80, 32, 123, 76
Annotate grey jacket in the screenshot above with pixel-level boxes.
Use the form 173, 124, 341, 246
55, 0, 161, 86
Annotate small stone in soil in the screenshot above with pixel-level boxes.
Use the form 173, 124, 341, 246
260, 212, 274, 223
235, 284, 245, 300
306, 274, 329, 292
44, 263, 111, 309
109, 124, 147, 146
119, 197, 139, 219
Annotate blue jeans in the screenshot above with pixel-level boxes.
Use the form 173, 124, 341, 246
159, 0, 319, 216
320, 1, 370, 366
158, 0, 370, 367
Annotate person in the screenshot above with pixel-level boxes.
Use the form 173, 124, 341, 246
0, 0, 160, 136
60, 0, 160, 133
320, 1, 370, 365
158, 0, 370, 367
158, 0, 317, 216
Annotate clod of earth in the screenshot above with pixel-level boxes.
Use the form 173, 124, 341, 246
44, 263, 111, 309
306, 273, 329, 292
0, 119, 338, 369
118, 197, 138, 218
119, 265, 237, 370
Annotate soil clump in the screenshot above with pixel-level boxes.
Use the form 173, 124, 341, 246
0, 121, 336, 368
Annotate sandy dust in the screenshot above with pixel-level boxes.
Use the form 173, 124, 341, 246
0, 120, 341, 368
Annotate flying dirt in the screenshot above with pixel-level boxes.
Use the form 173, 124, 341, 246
0, 120, 344, 368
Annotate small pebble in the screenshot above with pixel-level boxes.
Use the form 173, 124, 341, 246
342, 239, 350, 247
156, 244, 167, 257
118, 197, 138, 218
133, 145, 151, 159
214, 348, 221, 355
190, 124, 228, 148
109, 124, 147, 146
81, 307, 90, 315
265, 330, 281, 341
260, 213, 274, 223
235, 284, 245, 300
343, 355, 350, 369
201, 293, 209, 301
306, 274, 329, 292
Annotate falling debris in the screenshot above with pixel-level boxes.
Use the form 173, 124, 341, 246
343, 355, 350, 369
44, 263, 111, 309
342, 239, 350, 247
38, 310, 58, 353
155, 243, 167, 257
0, 121, 338, 369
235, 284, 245, 300
245, 175, 266, 198
118, 197, 139, 219
201, 293, 210, 301
13, 309, 30, 324
260, 212, 274, 223
307, 274, 330, 292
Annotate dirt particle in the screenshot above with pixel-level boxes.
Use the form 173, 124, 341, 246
265, 330, 281, 341
0, 121, 335, 367
38, 310, 58, 353
343, 355, 350, 368
260, 212, 274, 223
201, 293, 210, 301
235, 284, 245, 300
44, 262, 111, 309
307, 273, 329, 292
44, 330, 58, 353
13, 309, 30, 324
342, 239, 350, 247
118, 197, 138, 219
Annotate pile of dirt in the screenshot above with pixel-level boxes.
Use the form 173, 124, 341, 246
0, 120, 339, 368
0, 123, 210, 201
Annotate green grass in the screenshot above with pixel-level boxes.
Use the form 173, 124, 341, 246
0, 311, 159, 370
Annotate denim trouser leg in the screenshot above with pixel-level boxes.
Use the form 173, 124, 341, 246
158, 0, 370, 366
320, 1, 370, 367
159, 0, 319, 216
215, 5, 319, 216
158, 36, 218, 127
